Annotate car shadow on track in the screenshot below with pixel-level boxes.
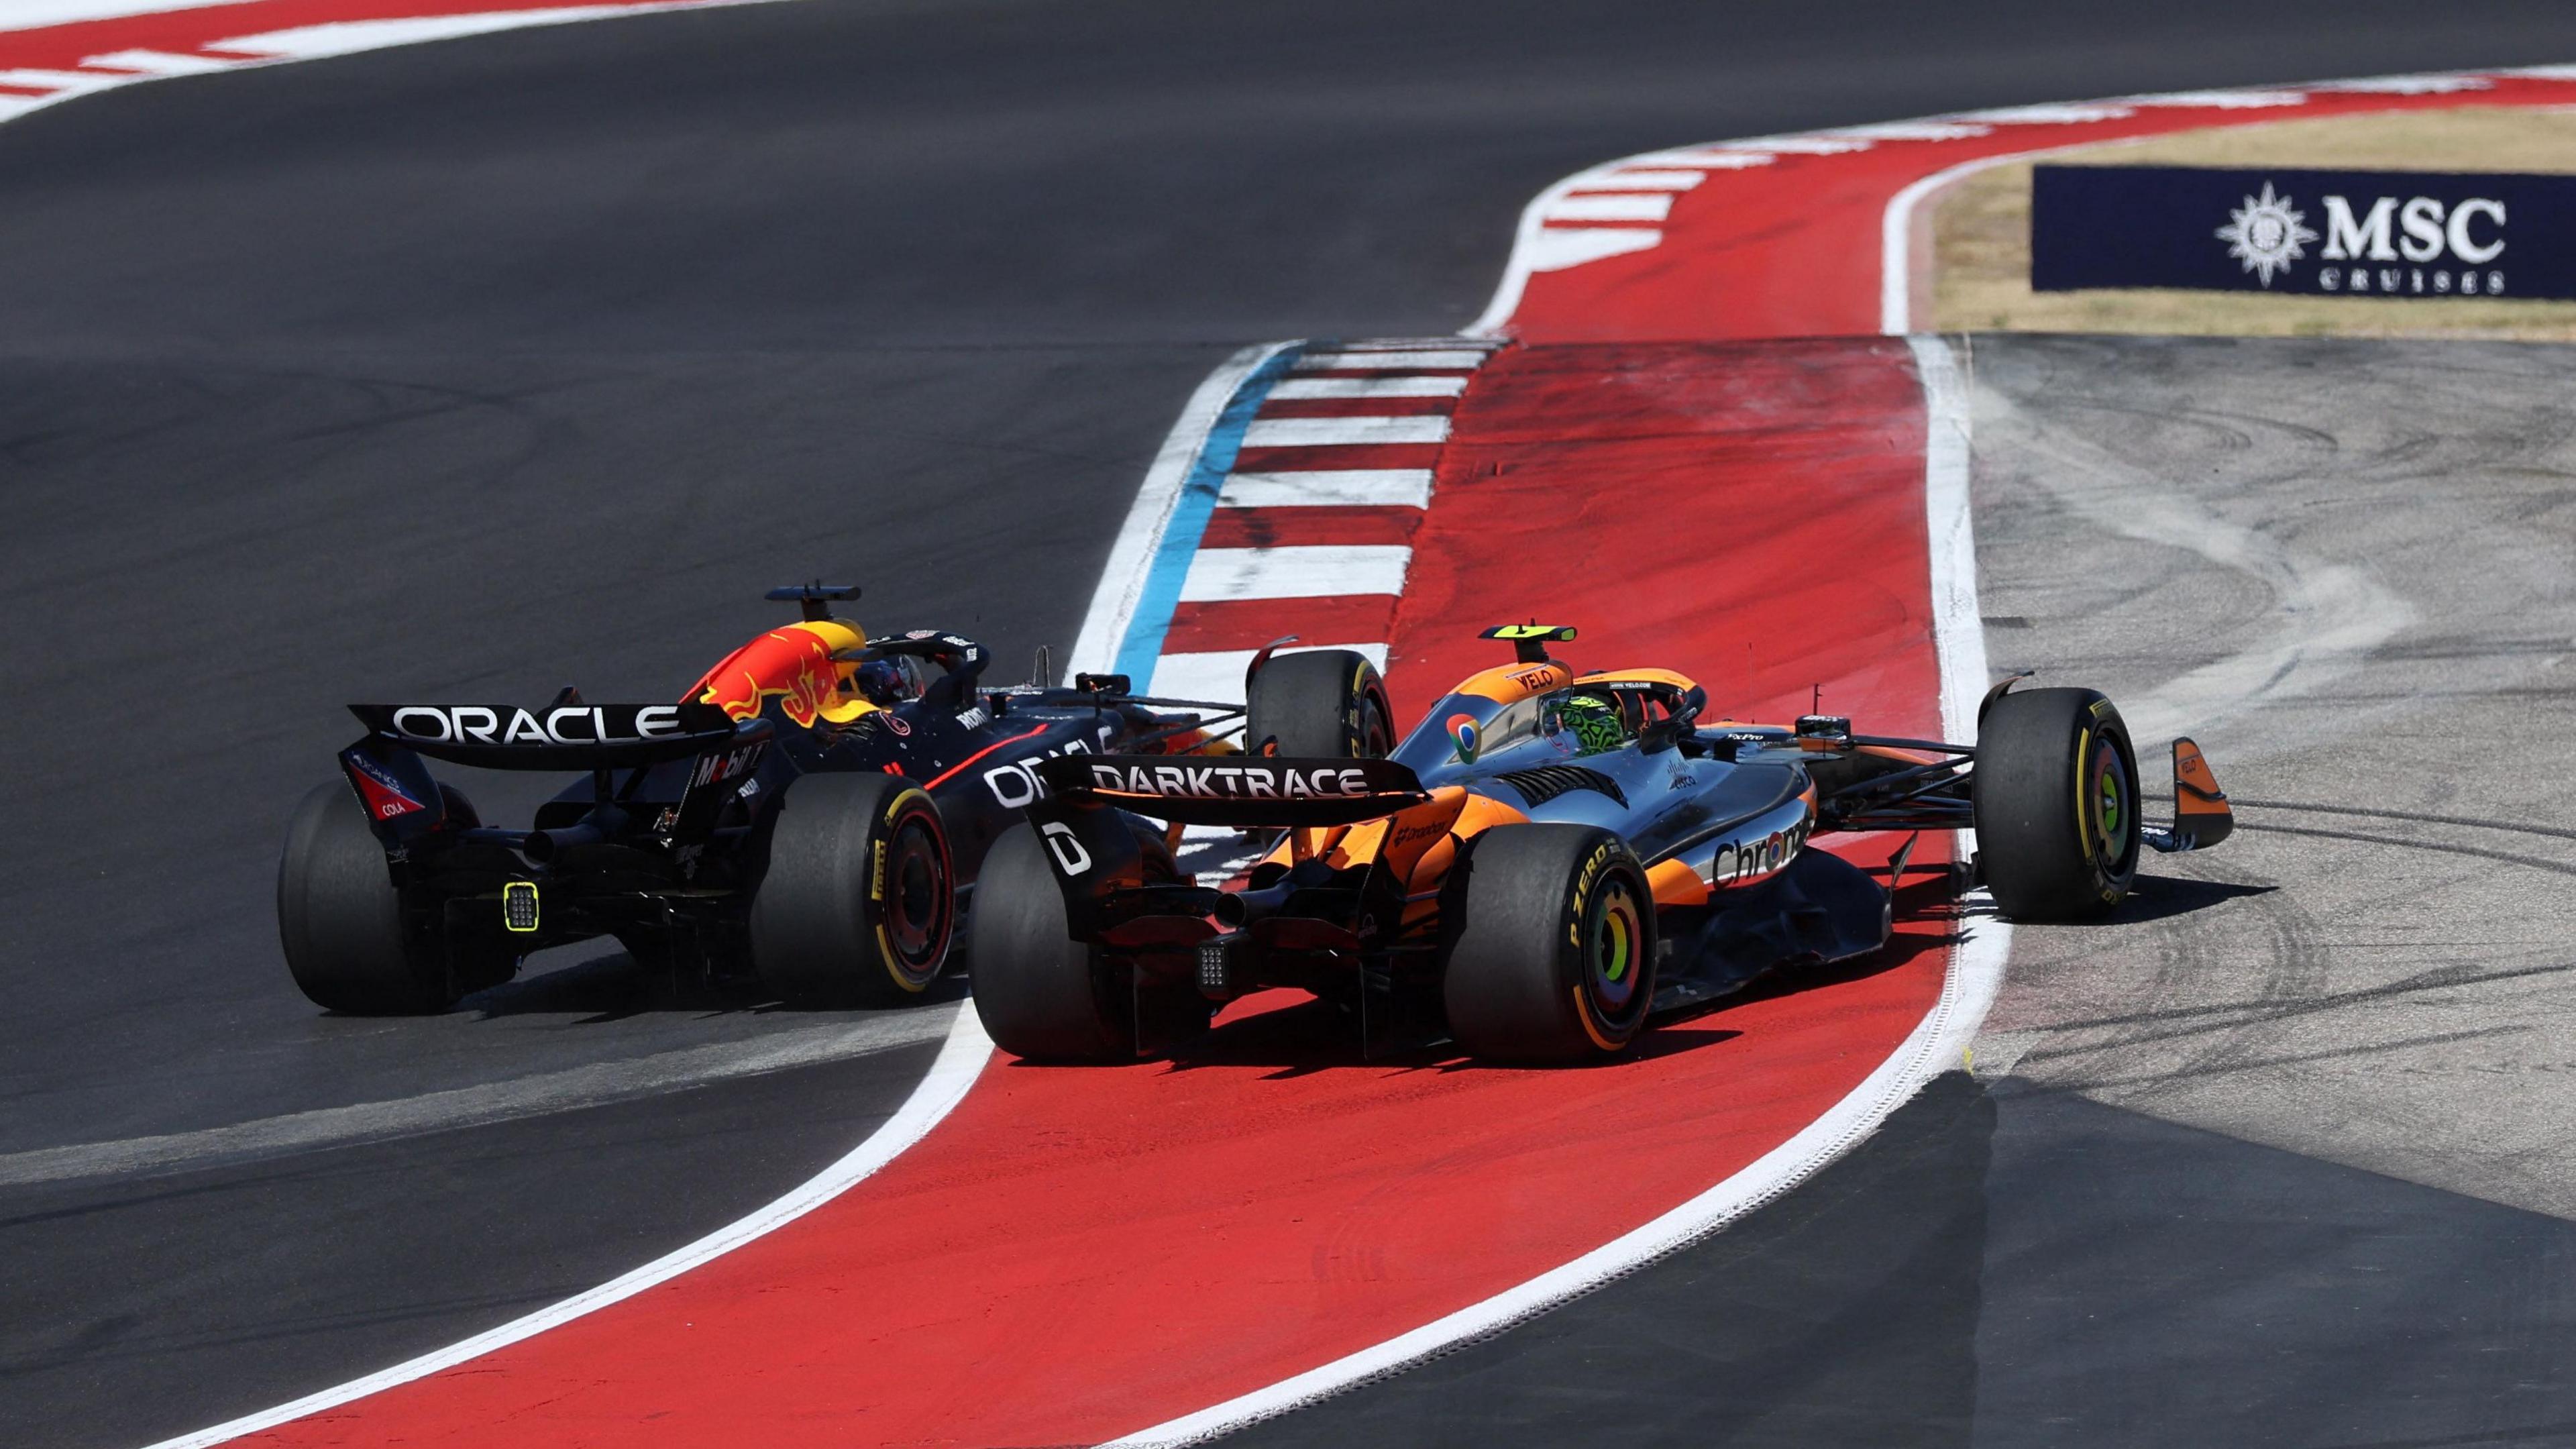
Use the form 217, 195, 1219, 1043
2104, 872, 2277, 925
453, 949, 969, 1025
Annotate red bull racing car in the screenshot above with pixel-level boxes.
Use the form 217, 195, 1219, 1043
277, 584, 1235, 1014
969, 625, 2233, 1065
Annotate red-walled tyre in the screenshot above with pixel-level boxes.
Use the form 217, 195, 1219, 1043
751, 773, 955, 1004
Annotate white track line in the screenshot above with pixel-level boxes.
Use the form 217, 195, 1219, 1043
1911, 335, 1990, 744
1218, 470, 1434, 509
146, 1010, 994, 1449
1066, 343, 1295, 678
1179, 545, 1411, 602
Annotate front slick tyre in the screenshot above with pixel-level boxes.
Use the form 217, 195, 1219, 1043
1972, 686, 2143, 921
277, 782, 458, 1015
751, 773, 955, 1005
1443, 825, 1657, 1065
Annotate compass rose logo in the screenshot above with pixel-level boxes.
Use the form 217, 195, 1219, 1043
2214, 182, 2320, 288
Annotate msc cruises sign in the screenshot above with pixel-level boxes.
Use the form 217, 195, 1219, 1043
2031, 164, 2576, 299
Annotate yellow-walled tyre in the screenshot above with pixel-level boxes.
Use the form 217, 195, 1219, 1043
751, 773, 954, 1005
1442, 824, 1658, 1065
1972, 687, 2142, 921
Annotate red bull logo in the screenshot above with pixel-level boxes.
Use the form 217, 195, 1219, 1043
688, 621, 863, 729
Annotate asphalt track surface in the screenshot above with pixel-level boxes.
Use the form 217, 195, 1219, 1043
10, 3, 2576, 1445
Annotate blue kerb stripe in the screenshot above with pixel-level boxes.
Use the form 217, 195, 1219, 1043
1112, 343, 1303, 684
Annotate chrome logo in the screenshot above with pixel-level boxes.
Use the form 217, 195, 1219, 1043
1446, 712, 1481, 764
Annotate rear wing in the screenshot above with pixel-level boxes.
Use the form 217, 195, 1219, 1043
347, 702, 752, 769
1035, 753, 1428, 827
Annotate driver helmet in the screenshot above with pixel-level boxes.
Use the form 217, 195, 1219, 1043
851, 653, 926, 707
1554, 691, 1627, 755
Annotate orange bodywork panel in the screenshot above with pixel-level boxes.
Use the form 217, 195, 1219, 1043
1452, 660, 1574, 703
2172, 737, 2235, 845
1257, 786, 1535, 929
1646, 857, 1711, 909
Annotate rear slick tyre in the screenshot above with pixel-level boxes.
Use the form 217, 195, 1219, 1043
751, 773, 955, 1005
1972, 686, 2142, 921
1442, 824, 1658, 1065
277, 782, 458, 1015
1246, 648, 1393, 758
967, 823, 1134, 1062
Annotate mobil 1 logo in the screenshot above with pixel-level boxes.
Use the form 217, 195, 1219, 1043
2031, 164, 2576, 299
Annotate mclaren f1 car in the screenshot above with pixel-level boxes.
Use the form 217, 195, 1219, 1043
968, 625, 2233, 1065
278, 584, 1236, 1014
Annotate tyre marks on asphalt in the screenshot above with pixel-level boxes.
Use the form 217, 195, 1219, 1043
0, 1005, 957, 1189
1969, 334, 2576, 1224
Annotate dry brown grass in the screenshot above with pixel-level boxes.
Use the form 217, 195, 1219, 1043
1929, 107, 2576, 339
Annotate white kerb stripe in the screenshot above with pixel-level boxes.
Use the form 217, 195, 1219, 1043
1526, 227, 1662, 273
1544, 193, 1674, 222
82, 49, 244, 74
1825, 119, 1993, 142
1320, 337, 1500, 351
1293, 350, 1487, 372
1179, 546, 1411, 602
1595, 169, 1707, 190
2123, 88, 2306, 108
1240, 415, 1448, 448
1066, 343, 1293, 678
1148, 645, 1390, 708
1619, 150, 1776, 170
1218, 470, 1434, 510
1269, 375, 1466, 400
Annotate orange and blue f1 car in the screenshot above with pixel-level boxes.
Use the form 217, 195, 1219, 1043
278, 584, 1238, 1015
969, 625, 2233, 1065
